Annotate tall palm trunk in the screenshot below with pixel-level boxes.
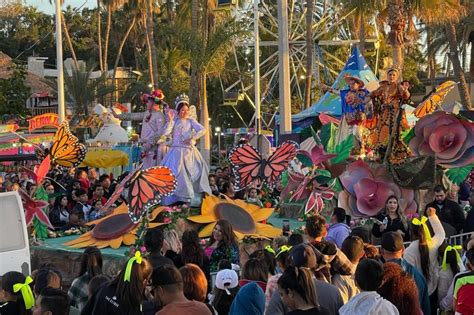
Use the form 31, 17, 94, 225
303, 0, 314, 109
189, 0, 200, 105
359, 13, 366, 54
200, 72, 210, 164
427, 27, 436, 87
143, 13, 155, 87
97, 0, 103, 72
112, 17, 136, 101
387, 0, 405, 70
60, 13, 79, 69
103, 5, 112, 72
470, 35, 474, 77
146, 0, 159, 88
446, 22, 472, 110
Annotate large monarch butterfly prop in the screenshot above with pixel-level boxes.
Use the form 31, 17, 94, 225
229, 141, 298, 190
414, 81, 457, 118
102, 166, 177, 223
49, 121, 87, 167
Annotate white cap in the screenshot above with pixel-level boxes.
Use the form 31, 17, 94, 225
215, 269, 238, 295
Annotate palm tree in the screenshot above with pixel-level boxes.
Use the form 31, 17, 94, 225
97, 0, 103, 71
44, 63, 115, 116
415, 0, 471, 109
387, 0, 405, 69
183, 19, 246, 164
101, 0, 127, 73
145, 0, 159, 87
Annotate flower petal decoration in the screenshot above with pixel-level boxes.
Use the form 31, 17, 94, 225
297, 145, 337, 167
18, 188, 52, 228
338, 161, 417, 217
409, 111, 474, 168
188, 195, 281, 240
64, 203, 165, 249
281, 171, 307, 202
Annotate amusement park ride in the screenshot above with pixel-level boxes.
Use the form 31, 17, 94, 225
219, 0, 380, 132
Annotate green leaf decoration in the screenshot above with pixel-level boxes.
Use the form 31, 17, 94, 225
280, 171, 289, 188
402, 128, 415, 145
310, 126, 321, 145
321, 122, 338, 152
329, 134, 355, 164
329, 178, 343, 192
296, 153, 313, 168
446, 164, 474, 185
33, 217, 48, 240
35, 186, 49, 202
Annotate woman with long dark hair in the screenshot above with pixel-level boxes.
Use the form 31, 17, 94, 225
0, 271, 33, 315
173, 230, 211, 285
68, 246, 103, 311
437, 242, 465, 307
277, 266, 329, 314
92, 254, 153, 314
49, 195, 71, 230
372, 195, 409, 241
204, 220, 240, 272
403, 207, 445, 314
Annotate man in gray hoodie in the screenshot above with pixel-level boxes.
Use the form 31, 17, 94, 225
339, 259, 399, 315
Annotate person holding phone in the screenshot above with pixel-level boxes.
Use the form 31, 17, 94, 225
371, 195, 409, 241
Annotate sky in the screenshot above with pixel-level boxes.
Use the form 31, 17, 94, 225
25, 0, 96, 14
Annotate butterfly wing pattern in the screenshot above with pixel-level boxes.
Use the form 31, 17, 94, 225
127, 166, 177, 223
414, 80, 456, 118
229, 141, 298, 190
49, 121, 87, 168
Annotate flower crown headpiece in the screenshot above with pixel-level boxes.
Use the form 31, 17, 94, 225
174, 94, 190, 108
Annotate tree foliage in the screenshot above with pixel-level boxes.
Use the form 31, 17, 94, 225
0, 64, 31, 116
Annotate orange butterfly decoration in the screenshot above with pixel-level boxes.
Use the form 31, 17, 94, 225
101, 166, 177, 223
414, 81, 457, 118
229, 141, 298, 190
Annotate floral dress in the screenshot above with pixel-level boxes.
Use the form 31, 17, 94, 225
369, 81, 410, 162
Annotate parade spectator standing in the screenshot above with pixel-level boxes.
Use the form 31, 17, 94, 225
326, 208, 351, 248
425, 185, 466, 234
144, 228, 173, 269
372, 196, 409, 241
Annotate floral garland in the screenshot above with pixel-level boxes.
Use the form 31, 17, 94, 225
161, 204, 200, 231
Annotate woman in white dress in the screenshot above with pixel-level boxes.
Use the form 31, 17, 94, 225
161, 94, 211, 204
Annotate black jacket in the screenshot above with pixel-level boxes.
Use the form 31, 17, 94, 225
425, 199, 465, 233
371, 213, 409, 241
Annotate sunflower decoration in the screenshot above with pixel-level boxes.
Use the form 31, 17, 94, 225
64, 203, 165, 249
188, 195, 281, 240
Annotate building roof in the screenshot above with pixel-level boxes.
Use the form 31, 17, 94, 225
0, 51, 53, 96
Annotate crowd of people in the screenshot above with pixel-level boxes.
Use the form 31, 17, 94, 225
1, 161, 474, 314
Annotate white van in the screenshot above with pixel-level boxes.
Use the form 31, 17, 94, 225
0, 191, 31, 275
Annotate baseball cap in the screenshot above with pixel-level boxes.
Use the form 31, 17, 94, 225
290, 244, 317, 268
215, 269, 238, 295
381, 232, 404, 252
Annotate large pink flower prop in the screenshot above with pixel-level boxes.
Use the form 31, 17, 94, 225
338, 160, 417, 217
409, 112, 474, 168
18, 189, 53, 228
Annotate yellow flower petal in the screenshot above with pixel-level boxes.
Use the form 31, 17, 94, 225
122, 233, 137, 246
188, 214, 217, 224
201, 195, 219, 216
234, 199, 259, 213
198, 222, 217, 238
249, 207, 275, 222
255, 223, 282, 238
109, 237, 123, 249
234, 231, 246, 240
149, 207, 165, 220
149, 222, 166, 228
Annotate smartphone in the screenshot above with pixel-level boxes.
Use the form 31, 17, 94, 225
282, 220, 290, 236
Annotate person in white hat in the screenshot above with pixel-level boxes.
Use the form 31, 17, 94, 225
210, 269, 240, 315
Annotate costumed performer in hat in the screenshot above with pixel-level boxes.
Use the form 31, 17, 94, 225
112, 89, 169, 168
368, 66, 410, 164
160, 94, 211, 205
321, 74, 372, 155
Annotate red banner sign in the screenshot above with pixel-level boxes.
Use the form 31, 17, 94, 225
28, 113, 59, 132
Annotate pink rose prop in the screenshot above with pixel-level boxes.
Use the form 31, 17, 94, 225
409, 112, 474, 168
338, 160, 417, 217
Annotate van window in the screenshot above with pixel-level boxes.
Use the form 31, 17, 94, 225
0, 194, 26, 252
